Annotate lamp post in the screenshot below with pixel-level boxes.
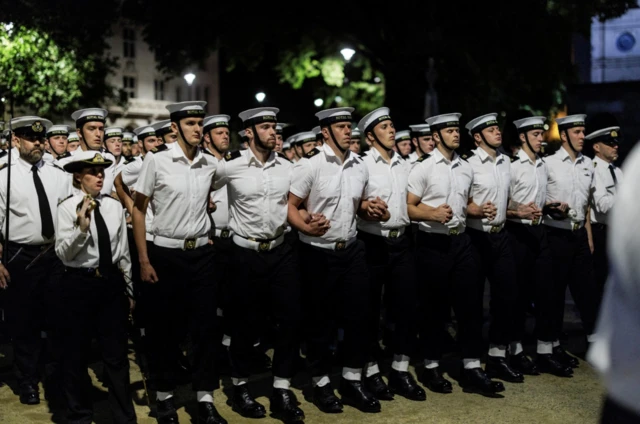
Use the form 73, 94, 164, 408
184, 72, 195, 101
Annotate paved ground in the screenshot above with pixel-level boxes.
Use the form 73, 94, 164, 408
0, 302, 605, 424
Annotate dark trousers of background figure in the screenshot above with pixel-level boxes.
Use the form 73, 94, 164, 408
467, 228, 519, 348
591, 223, 609, 309
212, 236, 234, 351
415, 232, 484, 361
4, 242, 64, 393
58, 269, 135, 424
144, 244, 219, 392
546, 227, 599, 339
299, 240, 371, 377
505, 222, 555, 343
225, 241, 301, 379
357, 231, 418, 361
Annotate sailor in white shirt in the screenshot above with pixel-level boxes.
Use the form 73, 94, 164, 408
356, 107, 426, 402
588, 142, 640, 423
349, 126, 362, 155
297, 130, 318, 156
120, 131, 135, 162
55, 151, 135, 424
394, 130, 412, 158
66, 130, 80, 153
104, 126, 125, 177
288, 107, 383, 414
58, 108, 117, 197
505, 117, 571, 377
154, 119, 179, 145
238, 129, 249, 150
586, 127, 623, 302
132, 101, 226, 424
0, 145, 19, 165
282, 137, 295, 162
213, 107, 304, 422
464, 113, 523, 383
544, 114, 599, 369
274, 122, 284, 152
407, 113, 504, 395
408, 123, 435, 166
312, 125, 324, 147
0, 116, 72, 406
43, 124, 72, 162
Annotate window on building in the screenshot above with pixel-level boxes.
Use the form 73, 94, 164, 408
154, 79, 165, 100
123, 27, 136, 58
175, 87, 182, 102
123, 76, 136, 99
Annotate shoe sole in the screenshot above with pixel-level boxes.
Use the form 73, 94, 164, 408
341, 397, 381, 413
312, 401, 343, 414
419, 381, 453, 394
271, 410, 306, 422
485, 370, 525, 384
231, 404, 266, 418
389, 386, 426, 401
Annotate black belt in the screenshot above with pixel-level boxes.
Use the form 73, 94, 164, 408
218, 229, 232, 239
65, 266, 117, 278
6, 241, 53, 252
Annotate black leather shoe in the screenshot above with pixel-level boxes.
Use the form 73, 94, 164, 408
231, 385, 266, 418
459, 368, 505, 395
339, 378, 381, 413
270, 389, 305, 423
418, 367, 453, 393
486, 356, 524, 383
19, 386, 40, 405
198, 402, 227, 424
156, 398, 179, 423
312, 384, 343, 413
388, 370, 426, 401
537, 354, 573, 377
509, 353, 540, 376
553, 346, 579, 368
364, 373, 394, 401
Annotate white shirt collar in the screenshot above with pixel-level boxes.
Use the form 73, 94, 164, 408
559, 145, 584, 163
433, 147, 459, 165
172, 143, 207, 165
593, 155, 612, 168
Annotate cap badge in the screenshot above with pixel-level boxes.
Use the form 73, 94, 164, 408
543, 124, 550, 131
610, 130, 618, 138
92, 153, 105, 163
32, 121, 43, 133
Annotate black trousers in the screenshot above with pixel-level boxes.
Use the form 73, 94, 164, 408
226, 241, 301, 379
547, 226, 599, 337
300, 239, 371, 376
591, 223, 609, 307
144, 243, 218, 392
506, 222, 555, 342
58, 269, 135, 424
4, 242, 63, 390
213, 236, 234, 337
467, 228, 519, 347
416, 231, 483, 360
601, 397, 640, 424
358, 231, 418, 358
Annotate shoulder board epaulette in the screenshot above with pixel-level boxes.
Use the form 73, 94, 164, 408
58, 152, 71, 159
593, 161, 597, 168
417, 153, 431, 163
124, 156, 137, 165
150, 144, 168, 154
224, 150, 242, 161
460, 151, 475, 161
51, 163, 66, 172
360, 152, 368, 157
58, 194, 74, 205
201, 148, 214, 156
276, 151, 291, 162
304, 148, 319, 159
0, 163, 7, 171
0, 150, 7, 158
510, 155, 517, 163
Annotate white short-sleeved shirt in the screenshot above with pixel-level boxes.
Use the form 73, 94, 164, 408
213, 149, 291, 239
55, 193, 131, 282
0, 158, 72, 245
136, 144, 216, 240
407, 148, 473, 235
544, 146, 594, 226
465, 148, 510, 231
357, 147, 411, 233
407, 151, 420, 166
588, 144, 640, 416
590, 155, 623, 225
58, 148, 117, 196
290, 143, 369, 244
508, 148, 548, 225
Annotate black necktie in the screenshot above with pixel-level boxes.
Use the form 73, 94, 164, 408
93, 201, 113, 274
609, 164, 618, 185
32, 165, 55, 239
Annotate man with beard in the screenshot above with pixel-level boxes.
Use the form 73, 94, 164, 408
0, 116, 72, 405
213, 107, 304, 422
121, 131, 135, 161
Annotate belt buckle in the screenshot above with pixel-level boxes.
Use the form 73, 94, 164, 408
571, 222, 580, 231
94, 268, 102, 278
490, 225, 501, 233
532, 217, 540, 226
220, 229, 230, 238
258, 241, 270, 252
184, 238, 196, 250
389, 229, 399, 238
449, 228, 459, 236
335, 241, 346, 251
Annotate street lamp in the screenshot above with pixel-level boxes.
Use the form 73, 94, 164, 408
255, 92, 266, 102
314, 98, 324, 107
184, 73, 196, 86
340, 48, 355, 62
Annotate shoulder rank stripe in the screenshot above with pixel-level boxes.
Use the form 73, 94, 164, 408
0, 150, 7, 158
150, 143, 169, 154
276, 151, 291, 162
58, 194, 74, 205
460, 151, 474, 161
224, 150, 242, 161
417, 153, 430, 163
304, 148, 319, 159
124, 157, 137, 165
201, 148, 214, 156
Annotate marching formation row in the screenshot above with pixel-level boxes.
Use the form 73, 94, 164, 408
0, 101, 621, 424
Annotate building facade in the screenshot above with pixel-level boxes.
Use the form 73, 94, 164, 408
105, 22, 220, 131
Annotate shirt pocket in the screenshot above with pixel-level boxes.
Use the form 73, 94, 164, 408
369, 174, 391, 199
350, 175, 365, 200
317, 175, 341, 206
269, 176, 290, 205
